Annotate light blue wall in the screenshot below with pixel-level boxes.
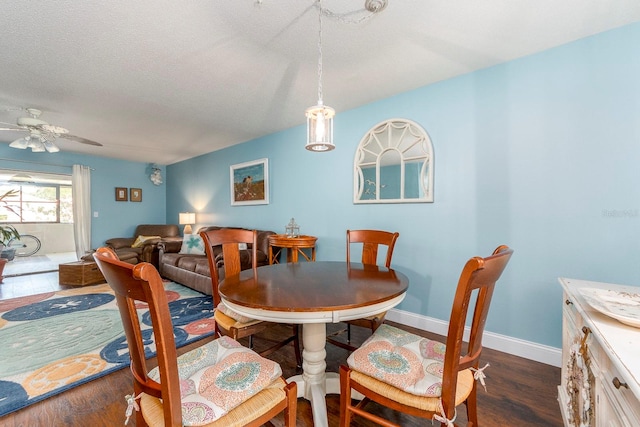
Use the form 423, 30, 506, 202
167, 22, 640, 349
0, 146, 166, 248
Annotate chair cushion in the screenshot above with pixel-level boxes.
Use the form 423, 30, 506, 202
349, 368, 474, 413
180, 234, 206, 255
347, 324, 448, 397
140, 378, 287, 427
214, 311, 264, 334
147, 335, 282, 426
216, 302, 258, 325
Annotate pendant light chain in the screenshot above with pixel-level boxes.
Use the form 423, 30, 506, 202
304, 0, 386, 151
317, 0, 324, 106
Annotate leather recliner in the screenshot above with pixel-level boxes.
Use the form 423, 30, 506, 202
105, 224, 182, 267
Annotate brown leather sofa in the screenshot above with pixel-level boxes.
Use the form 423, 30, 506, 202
105, 224, 182, 267
158, 225, 276, 295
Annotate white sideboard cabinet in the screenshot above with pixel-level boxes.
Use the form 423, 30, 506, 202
558, 278, 640, 426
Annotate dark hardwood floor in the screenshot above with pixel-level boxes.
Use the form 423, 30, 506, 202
0, 272, 563, 426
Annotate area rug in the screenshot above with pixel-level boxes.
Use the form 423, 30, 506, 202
0, 281, 215, 417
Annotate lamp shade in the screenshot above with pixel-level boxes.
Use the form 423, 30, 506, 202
29, 141, 46, 152
305, 104, 335, 151
43, 140, 60, 153
179, 212, 196, 225
9, 137, 30, 149
179, 212, 196, 234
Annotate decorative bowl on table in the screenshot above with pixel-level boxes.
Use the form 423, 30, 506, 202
579, 287, 640, 328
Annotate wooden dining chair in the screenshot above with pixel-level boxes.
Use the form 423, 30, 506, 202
326, 229, 400, 351
93, 247, 297, 427
339, 245, 513, 427
200, 228, 302, 367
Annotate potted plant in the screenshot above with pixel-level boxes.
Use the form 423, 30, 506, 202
0, 189, 21, 281
0, 223, 20, 259
0, 224, 20, 282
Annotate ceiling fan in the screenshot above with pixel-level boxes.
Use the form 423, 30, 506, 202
0, 108, 102, 153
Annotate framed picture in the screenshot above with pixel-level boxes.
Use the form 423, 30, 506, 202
130, 188, 142, 202
230, 158, 269, 206
115, 187, 128, 201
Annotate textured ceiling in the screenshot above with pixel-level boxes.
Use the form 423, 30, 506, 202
0, 0, 639, 165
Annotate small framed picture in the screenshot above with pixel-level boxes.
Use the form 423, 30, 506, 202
130, 188, 142, 202
230, 158, 269, 206
115, 187, 128, 201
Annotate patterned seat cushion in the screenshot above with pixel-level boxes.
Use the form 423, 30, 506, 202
347, 324, 448, 397
148, 335, 282, 426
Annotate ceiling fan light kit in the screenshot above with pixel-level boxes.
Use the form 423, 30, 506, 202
9, 128, 59, 153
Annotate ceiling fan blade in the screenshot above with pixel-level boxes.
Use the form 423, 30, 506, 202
0, 122, 26, 131
61, 134, 103, 147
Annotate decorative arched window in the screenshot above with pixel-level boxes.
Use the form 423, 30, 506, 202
353, 119, 434, 204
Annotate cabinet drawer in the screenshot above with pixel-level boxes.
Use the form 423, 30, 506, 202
597, 358, 640, 424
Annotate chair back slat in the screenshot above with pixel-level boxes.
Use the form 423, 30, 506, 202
221, 242, 243, 275
347, 229, 400, 268
361, 242, 380, 266
200, 228, 258, 306
93, 247, 183, 426
441, 245, 513, 418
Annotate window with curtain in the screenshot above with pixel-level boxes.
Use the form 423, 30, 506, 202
0, 171, 73, 224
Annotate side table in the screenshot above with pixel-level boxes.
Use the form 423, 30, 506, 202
268, 234, 318, 264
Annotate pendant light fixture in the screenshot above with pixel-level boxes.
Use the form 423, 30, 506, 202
305, 0, 335, 152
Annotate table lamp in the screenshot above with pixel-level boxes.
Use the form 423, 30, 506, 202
179, 212, 196, 235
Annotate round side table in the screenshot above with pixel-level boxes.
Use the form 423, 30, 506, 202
268, 234, 318, 264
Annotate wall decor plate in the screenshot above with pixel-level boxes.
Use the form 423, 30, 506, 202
579, 287, 640, 328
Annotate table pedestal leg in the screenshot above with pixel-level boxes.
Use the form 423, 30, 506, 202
287, 322, 334, 427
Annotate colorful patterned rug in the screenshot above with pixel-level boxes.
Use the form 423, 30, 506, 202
0, 281, 215, 417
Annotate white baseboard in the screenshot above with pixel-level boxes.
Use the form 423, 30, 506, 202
386, 308, 562, 368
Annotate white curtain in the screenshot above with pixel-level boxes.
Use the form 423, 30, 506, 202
72, 165, 92, 260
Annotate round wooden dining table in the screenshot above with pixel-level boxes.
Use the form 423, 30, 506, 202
219, 261, 409, 427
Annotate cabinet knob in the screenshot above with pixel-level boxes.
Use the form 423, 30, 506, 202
612, 377, 629, 390
565, 299, 573, 305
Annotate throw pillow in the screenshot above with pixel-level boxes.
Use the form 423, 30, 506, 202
131, 235, 161, 248
180, 234, 206, 255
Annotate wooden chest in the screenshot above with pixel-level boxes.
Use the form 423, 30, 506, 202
59, 261, 106, 286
